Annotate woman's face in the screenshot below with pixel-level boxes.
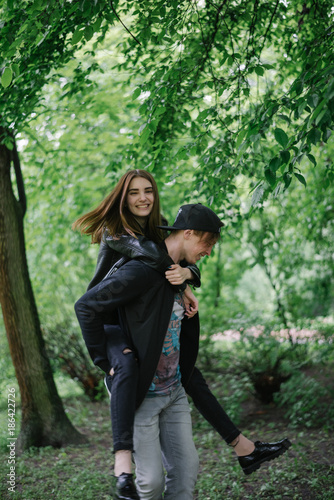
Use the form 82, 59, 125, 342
126, 176, 154, 220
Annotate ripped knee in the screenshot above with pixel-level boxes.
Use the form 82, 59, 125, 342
109, 349, 134, 375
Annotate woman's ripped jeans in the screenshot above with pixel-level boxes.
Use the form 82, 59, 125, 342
104, 324, 139, 452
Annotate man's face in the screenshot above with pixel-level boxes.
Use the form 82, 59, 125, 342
183, 231, 215, 264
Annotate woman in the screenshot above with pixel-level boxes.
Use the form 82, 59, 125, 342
73, 170, 291, 500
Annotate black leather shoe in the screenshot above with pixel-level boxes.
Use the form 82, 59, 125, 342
238, 438, 292, 475
113, 473, 140, 500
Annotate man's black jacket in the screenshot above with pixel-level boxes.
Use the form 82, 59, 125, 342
75, 242, 199, 408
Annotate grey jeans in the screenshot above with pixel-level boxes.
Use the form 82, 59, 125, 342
133, 385, 199, 500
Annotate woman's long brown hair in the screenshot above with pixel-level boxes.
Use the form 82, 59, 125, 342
72, 170, 164, 244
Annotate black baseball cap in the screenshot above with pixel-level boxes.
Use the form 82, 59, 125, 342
158, 204, 224, 233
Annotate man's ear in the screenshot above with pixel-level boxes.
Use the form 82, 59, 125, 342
183, 229, 193, 240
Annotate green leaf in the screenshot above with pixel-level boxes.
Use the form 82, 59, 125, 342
139, 125, 150, 145
280, 150, 290, 165
254, 66, 264, 76
11, 63, 20, 76
148, 119, 160, 133
307, 128, 321, 145
283, 172, 292, 189
176, 148, 188, 160
132, 87, 141, 100
265, 168, 276, 186
274, 128, 289, 148
277, 114, 290, 124
138, 123, 147, 135
273, 182, 282, 198
297, 101, 307, 117
236, 128, 247, 149
84, 26, 94, 42
269, 157, 281, 172
294, 172, 306, 187
251, 183, 265, 206
93, 17, 102, 32
71, 27, 84, 45
17, 22, 28, 36
307, 93, 319, 108
35, 32, 44, 46
197, 109, 209, 122
138, 102, 148, 115
3, 136, 14, 150
291, 80, 303, 96
323, 128, 332, 142
309, 98, 327, 125
307, 154, 316, 166
154, 106, 166, 117
1, 67, 12, 88
315, 108, 328, 126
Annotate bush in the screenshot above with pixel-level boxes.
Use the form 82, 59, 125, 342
42, 322, 105, 401
230, 325, 310, 403
274, 372, 334, 428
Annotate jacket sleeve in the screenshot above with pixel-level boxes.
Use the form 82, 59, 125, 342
180, 261, 201, 288
87, 241, 122, 291
104, 233, 173, 273
104, 233, 187, 292
75, 261, 153, 373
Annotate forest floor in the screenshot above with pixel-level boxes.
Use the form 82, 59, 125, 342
0, 370, 333, 499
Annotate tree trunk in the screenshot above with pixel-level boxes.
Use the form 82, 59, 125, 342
0, 138, 86, 451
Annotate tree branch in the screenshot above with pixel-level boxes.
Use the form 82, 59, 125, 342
110, 1, 141, 45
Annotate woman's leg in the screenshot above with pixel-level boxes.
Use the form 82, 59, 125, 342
105, 324, 139, 475
185, 367, 242, 444
186, 368, 256, 454
185, 366, 291, 474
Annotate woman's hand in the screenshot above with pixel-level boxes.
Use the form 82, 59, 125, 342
183, 285, 199, 318
165, 264, 192, 285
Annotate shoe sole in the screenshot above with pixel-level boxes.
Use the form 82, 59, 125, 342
242, 438, 292, 475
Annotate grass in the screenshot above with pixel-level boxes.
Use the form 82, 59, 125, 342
0, 372, 334, 499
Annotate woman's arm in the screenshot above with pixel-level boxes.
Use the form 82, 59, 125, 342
165, 264, 201, 287
105, 232, 201, 288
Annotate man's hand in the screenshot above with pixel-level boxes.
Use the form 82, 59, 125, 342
165, 264, 192, 285
183, 285, 199, 318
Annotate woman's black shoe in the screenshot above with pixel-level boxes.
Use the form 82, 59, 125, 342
113, 473, 140, 500
238, 438, 292, 475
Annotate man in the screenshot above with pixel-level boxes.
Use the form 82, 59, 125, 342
75, 204, 221, 499
75, 204, 291, 499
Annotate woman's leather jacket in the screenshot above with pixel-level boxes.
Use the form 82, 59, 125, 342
88, 231, 201, 291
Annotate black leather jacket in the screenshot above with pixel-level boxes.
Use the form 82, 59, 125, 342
88, 231, 201, 291
75, 240, 200, 407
